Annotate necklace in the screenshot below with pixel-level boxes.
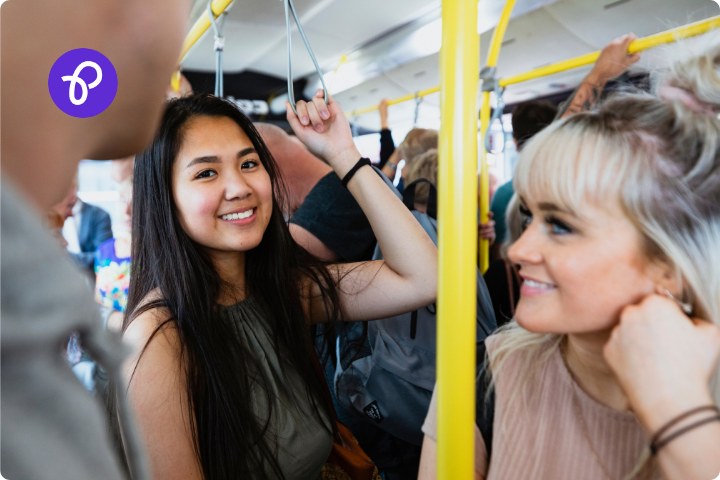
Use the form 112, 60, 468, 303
559, 340, 645, 480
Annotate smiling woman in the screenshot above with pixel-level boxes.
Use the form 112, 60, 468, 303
120, 93, 437, 480
419, 41, 720, 480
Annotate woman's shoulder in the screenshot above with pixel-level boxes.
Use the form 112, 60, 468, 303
123, 289, 178, 357
485, 329, 562, 387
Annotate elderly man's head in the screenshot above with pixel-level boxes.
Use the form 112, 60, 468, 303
255, 123, 332, 214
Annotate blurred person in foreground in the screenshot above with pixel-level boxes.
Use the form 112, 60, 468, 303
0, 0, 190, 478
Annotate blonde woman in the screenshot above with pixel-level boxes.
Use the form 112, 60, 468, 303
419, 44, 720, 480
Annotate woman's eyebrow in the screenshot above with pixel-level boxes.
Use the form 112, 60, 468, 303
538, 201, 573, 214
185, 147, 256, 169
237, 147, 256, 158
186, 155, 220, 169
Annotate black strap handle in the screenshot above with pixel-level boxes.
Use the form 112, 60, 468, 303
402, 179, 437, 219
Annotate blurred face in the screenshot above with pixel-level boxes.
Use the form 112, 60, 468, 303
119, 183, 133, 233
54, 184, 78, 219
172, 116, 273, 255
507, 197, 658, 334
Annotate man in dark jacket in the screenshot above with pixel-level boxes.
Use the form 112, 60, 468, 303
54, 182, 113, 277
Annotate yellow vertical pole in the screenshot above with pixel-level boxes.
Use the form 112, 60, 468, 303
479, 0, 517, 273
436, 0, 479, 478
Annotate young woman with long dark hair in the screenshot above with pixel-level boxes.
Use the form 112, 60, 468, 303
120, 91, 437, 480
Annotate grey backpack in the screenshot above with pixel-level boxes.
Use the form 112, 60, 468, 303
333, 179, 498, 446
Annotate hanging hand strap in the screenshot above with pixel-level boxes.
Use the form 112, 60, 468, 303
207, 0, 229, 97
483, 80, 507, 154
284, 0, 329, 115
413, 92, 423, 127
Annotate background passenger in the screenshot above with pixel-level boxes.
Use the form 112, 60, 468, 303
95, 176, 133, 331
122, 93, 437, 480
557, 33, 642, 118
406, 149, 496, 244
111, 155, 136, 184
378, 98, 397, 171
256, 122, 379, 262
53, 179, 113, 279
483, 196, 523, 327
419, 42, 720, 480
0, 0, 190, 477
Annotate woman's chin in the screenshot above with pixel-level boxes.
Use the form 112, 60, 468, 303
514, 306, 563, 334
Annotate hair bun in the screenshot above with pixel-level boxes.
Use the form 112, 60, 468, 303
658, 44, 720, 117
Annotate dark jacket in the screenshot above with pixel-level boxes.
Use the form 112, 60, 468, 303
70, 201, 113, 275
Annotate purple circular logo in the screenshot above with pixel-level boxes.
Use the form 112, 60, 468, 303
48, 48, 118, 118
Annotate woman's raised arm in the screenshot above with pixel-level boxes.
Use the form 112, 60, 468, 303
286, 91, 437, 323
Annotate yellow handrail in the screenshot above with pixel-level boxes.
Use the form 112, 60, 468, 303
350, 86, 441, 116
171, 0, 235, 83
436, 0, 479, 478
478, 0, 517, 274
349, 15, 720, 116
499, 15, 720, 87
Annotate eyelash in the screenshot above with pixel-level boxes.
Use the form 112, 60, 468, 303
545, 214, 574, 235
194, 160, 259, 179
518, 205, 574, 235
196, 169, 217, 179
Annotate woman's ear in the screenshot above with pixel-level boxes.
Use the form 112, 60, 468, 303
646, 259, 683, 298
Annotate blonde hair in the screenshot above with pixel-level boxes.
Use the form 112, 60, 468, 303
500, 194, 524, 258
398, 128, 438, 171
405, 149, 438, 205
489, 41, 720, 479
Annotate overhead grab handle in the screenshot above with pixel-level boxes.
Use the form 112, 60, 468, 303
207, 0, 230, 98
283, 0, 329, 115
480, 66, 506, 154
413, 92, 423, 127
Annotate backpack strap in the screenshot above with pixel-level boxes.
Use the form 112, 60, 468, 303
402, 179, 437, 220
475, 340, 495, 461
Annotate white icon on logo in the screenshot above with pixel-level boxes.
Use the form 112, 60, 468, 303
61, 61, 103, 106
712, 471, 720, 480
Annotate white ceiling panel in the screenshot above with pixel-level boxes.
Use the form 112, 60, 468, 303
184, 0, 720, 131
249, 0, 441, 78
545, 0, 718, 49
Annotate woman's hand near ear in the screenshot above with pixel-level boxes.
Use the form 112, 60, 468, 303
604, 295, 720, 480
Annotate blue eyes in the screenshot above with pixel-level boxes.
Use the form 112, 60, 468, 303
518, 205, 574, 235
547, 216, 573, 234
194, 160, 259, 179
518, 205, 533, 232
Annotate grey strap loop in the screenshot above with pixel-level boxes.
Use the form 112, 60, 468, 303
484, 81, 506, 154
413, 92, 423, 127
283, 0, 329, 115
207, 1, 229, 97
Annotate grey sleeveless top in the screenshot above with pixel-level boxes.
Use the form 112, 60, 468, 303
218, 297, 333, 480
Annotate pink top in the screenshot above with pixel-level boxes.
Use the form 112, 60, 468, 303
422, 334, 662, 479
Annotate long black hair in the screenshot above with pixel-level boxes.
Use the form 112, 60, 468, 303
125, 94, 344, 479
